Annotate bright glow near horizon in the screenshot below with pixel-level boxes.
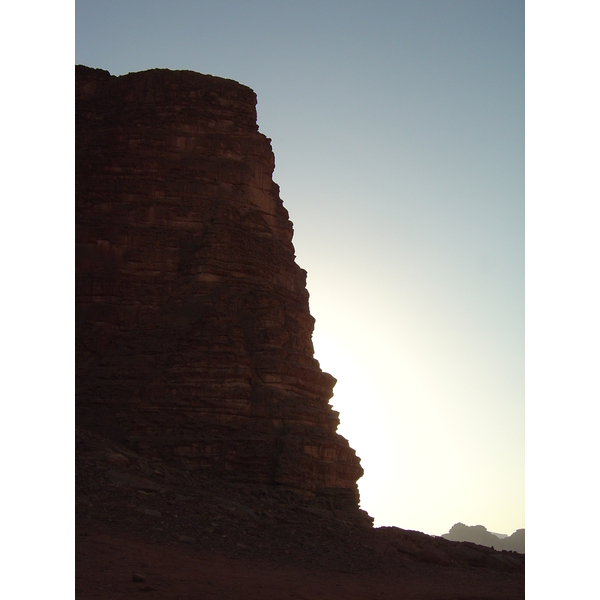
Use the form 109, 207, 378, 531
76, 0, 524, 537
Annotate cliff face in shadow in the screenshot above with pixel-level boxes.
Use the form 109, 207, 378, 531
75, 65, 367, 520
75, 68, 525, 598
442, 523, 525, 554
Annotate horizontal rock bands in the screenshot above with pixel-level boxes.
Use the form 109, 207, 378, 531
75, 65, 367, 519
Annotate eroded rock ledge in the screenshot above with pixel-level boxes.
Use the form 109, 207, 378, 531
76, 66, 368, 522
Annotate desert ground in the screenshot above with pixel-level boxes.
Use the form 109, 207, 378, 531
76, 427, 524, 599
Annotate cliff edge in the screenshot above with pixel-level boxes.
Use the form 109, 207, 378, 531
75, 65, 368, 521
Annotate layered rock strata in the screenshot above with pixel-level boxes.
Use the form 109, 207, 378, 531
76, 66, 366, 517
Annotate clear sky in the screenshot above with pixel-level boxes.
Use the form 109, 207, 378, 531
76, 0, 524, 537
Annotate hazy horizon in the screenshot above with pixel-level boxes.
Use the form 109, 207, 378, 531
76, 0, 524, 537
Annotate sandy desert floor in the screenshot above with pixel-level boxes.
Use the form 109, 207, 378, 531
76, 526, 524, 599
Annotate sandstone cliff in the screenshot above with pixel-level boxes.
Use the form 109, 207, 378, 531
75, 66, 367, 520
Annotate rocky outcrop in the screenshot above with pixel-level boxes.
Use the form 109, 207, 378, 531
75, 66, 367, 520
442, 523, 525, 554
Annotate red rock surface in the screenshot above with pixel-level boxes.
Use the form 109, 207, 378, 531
76, 65, 365, 518
76, 67, 524, 598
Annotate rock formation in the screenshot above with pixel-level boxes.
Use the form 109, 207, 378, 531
75, 65, 368, 520
442, 523, 525, 554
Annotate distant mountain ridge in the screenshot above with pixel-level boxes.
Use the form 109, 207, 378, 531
442, 523, 524, 554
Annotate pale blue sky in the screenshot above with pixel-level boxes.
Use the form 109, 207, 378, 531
76, 0, 524, 536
